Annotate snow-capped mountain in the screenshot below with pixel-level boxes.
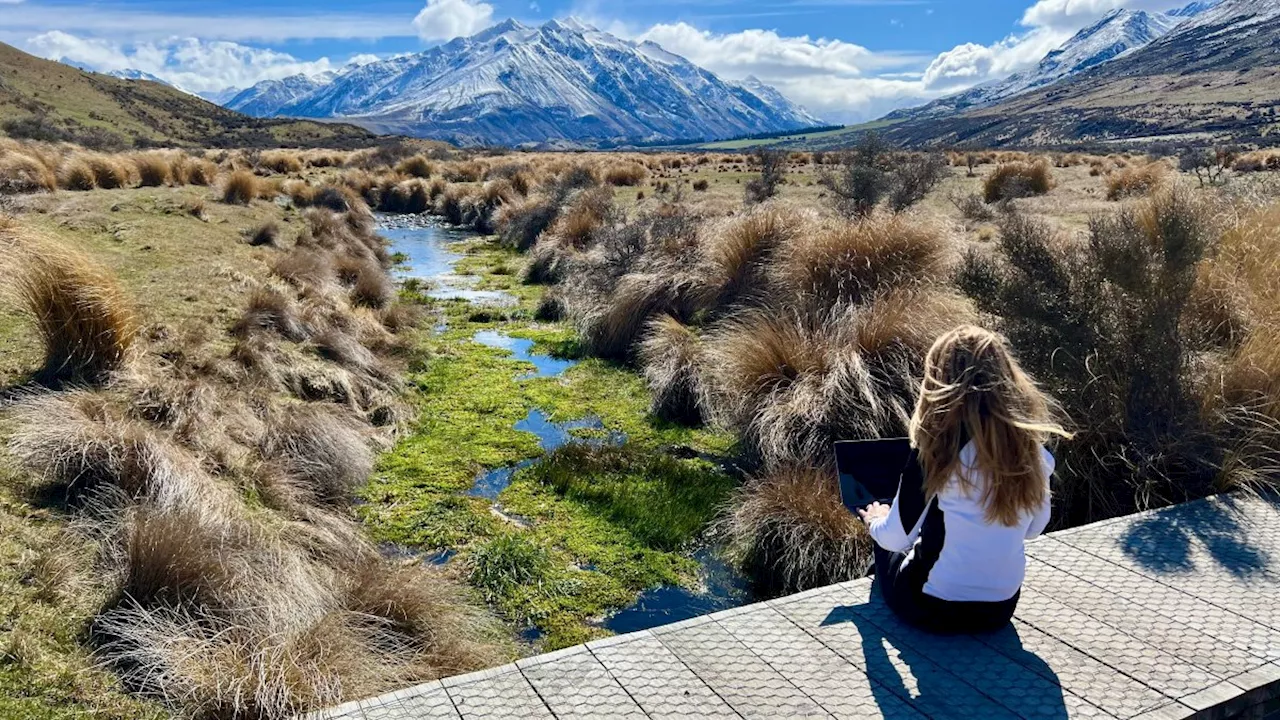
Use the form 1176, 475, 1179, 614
226, 72, 339, 118
888, 1, 1217, 122
228, 18, 820, 146
106, 68, 174, 85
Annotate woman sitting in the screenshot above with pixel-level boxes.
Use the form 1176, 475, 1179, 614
858, 325, 1071, 634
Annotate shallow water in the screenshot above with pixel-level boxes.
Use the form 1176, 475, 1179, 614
467, 409, 626, 500
602, 548, 752, 633
473, 330, 577, 379
377, 215, 514, 305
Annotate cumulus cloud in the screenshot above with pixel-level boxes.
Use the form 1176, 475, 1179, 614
412, 0, 495, 41
1021, 0, 1192, 30
921, 28, 1065, 90
25, 31, 346, 94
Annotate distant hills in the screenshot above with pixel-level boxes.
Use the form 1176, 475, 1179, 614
225, 18, 823, 148
876, 0, 1280, 148
0, 42, 379, 149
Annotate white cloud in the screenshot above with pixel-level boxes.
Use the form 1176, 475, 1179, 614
921, 28, 1065, 90
412, 0, 495, 41
25, 31, 344, 94
1021, 0, 1191, 30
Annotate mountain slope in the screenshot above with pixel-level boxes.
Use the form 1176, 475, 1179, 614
238, 18, 820, 146
882, 0, 1280, 147
889, 5, 1198, 123
0, 42, 379, 149
227, 72, 339, 117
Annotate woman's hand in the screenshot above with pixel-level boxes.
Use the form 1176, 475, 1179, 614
858, 501, 890, 526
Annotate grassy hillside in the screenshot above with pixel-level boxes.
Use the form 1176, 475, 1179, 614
0, 42, 379, 149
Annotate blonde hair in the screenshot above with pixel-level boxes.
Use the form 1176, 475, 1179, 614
909, 325, 1072, 526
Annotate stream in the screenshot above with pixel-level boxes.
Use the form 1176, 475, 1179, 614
379, 216, 755, 635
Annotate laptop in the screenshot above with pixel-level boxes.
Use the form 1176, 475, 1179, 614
834, 437, 915, 514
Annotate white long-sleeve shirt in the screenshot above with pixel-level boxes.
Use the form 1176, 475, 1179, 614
868, 442, 1054, 602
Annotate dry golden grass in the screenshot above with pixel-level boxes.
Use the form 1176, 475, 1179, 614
1105, 162, 1169, 201
0, 151, 57, 194
221, 170, 261, 205
58, 156, 97, 191
638, 314, 704, 424
772, 214, 951, 310
702, 207, 797, 309
84, 153, 132, 189
983, 160, 1054, 203
132, 153, 171, 188
723, 464, 870, 595
1, 228, 139, 383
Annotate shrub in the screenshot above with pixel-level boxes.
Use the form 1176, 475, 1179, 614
950, 192, 996, 221
4, 230, 138, 383
887, 153, 948, 212
771, 214, 950, 311
723, 464, 870, 595
983, 161, 1053, 203
639, 315, 704, 424
57, 156, 96, 191
222, 170, 260, 205
133, 153, 171, 187
957, 191, 1229, 523
1105, 163, 1167, 201
745, 148, 786, 205
692, 179, 709, 192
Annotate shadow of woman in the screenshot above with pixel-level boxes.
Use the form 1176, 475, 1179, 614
825, 598, 1071, 720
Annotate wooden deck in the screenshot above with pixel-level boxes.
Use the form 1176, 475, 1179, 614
312, 493, 1280, 719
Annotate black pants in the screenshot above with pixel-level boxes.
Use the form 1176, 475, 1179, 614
873, 545, 1019, 634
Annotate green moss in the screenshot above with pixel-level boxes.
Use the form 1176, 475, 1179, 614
362, 241, 737, 650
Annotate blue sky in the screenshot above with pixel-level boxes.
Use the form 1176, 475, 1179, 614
0, 0, 1198, 122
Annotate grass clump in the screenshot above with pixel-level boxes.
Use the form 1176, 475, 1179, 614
724, 464, 870, 595
2, 229, 138, 384
1105, 162, 1168, 201
221, 170, 261, 205
983, 160, 1053, 203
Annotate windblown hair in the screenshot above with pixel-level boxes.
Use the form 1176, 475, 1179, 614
910, 325, 1071, 526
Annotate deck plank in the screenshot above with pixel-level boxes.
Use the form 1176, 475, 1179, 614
307, 493, 1280, 720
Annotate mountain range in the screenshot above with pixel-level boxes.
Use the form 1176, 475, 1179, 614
224, 18, 822, 147
875, 0, 1280, 147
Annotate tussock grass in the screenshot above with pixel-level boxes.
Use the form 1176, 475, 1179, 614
221, 170, 261, 205
2, 229, 138, 383
702, 290, 972, 466
1106, 162, 1168, 201
724, 464, 870, 595
0, 152, 57, 194
132, 153, 171, 187
85, 154, 131, 189
703, 207, 795, 310
604, 164, 647, 187
58, 156, 97, 191
983, 160, 1054, 203
247, 221, 280, 247
262, 406, 373, 507
639, 314, 705, 424
772, 214, 950, 310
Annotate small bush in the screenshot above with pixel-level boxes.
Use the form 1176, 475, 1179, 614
222, 170, 260, 205
983, 161, 1053, 203
950, 192, 996, 221
745, 148, 786, 205
692, 179, 709, 192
